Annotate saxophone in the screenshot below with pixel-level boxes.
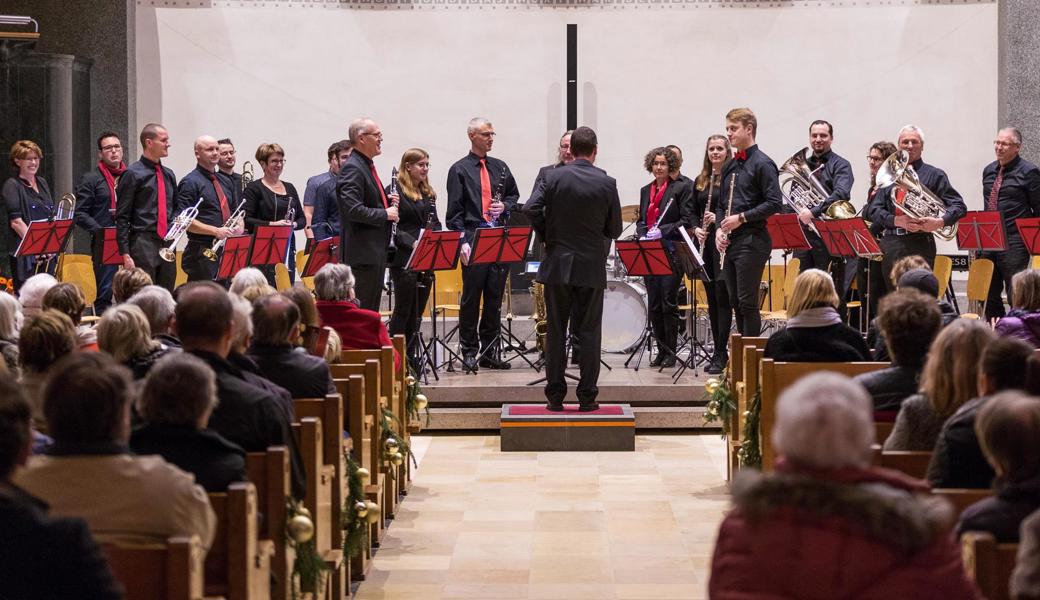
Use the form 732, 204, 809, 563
530, 282, 548, 354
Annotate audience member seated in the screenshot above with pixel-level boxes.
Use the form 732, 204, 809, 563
855, 289, 942, 417
1011, 508, 1040, 599
127, 284, 181, 349
763, 269, 870, 362
929, 337, 1039, 489
0, 291, 22, 375
249, 294, 336, 399
995, 269, 1040, 348
111, 267, 152, 304
283, 283, 341, 360
956, 391, 1040, 543
227, 292, 294, 420
0, 375, 122, 599
867, 260, 957, 361
13, 352, 215, 550
237, 283, 277, 304
229, 266, 268, 297
131, 353, 247, 493
42, 282, 97, 350
18, 311, 77, 429
97, 304, 173, 379
17, 273, 56, 317
175, 281, 305, 499
884, 319, 994, 451
314, 263, 399, 367
708, 372, 977, 599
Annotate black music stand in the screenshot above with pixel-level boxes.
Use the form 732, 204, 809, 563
101, 227, 122, 265
407, 229, 464, 380
816, 218, 884, 328
616, 238, 674, 371
958, 211, 1007, 253
670, 228, 714, 382
302, 236, 339, 278
217, 235, 252, 281
16, 218, 74, 276
469, 226, 538, 372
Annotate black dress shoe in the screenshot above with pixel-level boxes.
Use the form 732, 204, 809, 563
578, 402, 600, 412
480, 357, 512, 370
659, 355, 677, 368
705, 360, 724, 375
462, 356, 479, 373
649, 354, 664, 367
545, 403, 564, 412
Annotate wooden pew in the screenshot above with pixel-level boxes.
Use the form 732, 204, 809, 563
246, 447, 292, 600
875, 421, 895, 444
725, 334, 768, 478
933, 488, 993, 519
878, 451, 932, 480
329, 380, 373, 582
961, 531, 1018, 600
102, 536, 205, 600
292, 417, 346, 600
205, 482, 274, 600
391, 333, 413, 490
758, 359, 889, 471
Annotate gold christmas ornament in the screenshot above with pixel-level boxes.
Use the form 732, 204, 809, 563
354, 501, 368, 518
414, 393, 428, 410
390, 453, 404, 466
384, 437, 399, 452
406, 375, 416, 386
705, 378, 720, 395
297, 506, 311, 518
365, 501, 380, 524
289, 514, 315, 543
356, 467, 371, 484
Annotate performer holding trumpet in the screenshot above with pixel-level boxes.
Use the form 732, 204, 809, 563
174, 136, 244, 281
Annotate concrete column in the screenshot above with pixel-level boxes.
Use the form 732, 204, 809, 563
998, 0, 1040, 163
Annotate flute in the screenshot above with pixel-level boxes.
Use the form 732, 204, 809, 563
645, 196, 674, 239
719, 174, 735, 269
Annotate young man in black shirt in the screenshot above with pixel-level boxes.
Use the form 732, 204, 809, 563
74, 131, 125, 312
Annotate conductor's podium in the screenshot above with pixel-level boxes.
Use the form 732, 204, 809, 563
500, 404, 635, 451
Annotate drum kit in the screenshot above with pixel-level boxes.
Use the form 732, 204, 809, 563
602, 203, 649, 353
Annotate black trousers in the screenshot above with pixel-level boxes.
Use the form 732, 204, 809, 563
351, 264, 386, 312
544, 283, 603, 405
389, 267, 432, 364
795, 235, 848, 318
130, 231, 177, 292
90, 233, 117, 313
644, 273, 680, 357
702, 236, 732, 358
722, 230, 771, 336
982, 236, 1030, 320
879, 233, 935, 292
182, 239, 218, 282
459, 262, 508, 358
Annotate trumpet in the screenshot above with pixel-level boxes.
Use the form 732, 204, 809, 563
283, 203, 296, 266
159, 198, 203, 262
241, 161, 254, 192
203, 199, 246, 261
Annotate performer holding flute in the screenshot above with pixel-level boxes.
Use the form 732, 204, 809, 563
174, 136, 243, 282
637, 146, 693, 368
243, 143, 306, 287
74, 131, 125, 312
691, 135, 733, 374
715, 108, 783, 337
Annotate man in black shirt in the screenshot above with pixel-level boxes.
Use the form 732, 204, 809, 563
981, 127, 1040, 319
175, 136, 241, 282
248, 294, 336, 399
446, 118, 521, 372
865, 125, 966, 290
716, 108, 783, 336
115, 123, 178, 291
74, 131, 125, 313
216, 138, 244, 196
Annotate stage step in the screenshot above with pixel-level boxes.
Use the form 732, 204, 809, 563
426, 405, 714, 431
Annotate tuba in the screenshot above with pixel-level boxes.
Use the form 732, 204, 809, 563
778, 148, 857, 226
875, 150, 957, 241
159, 198, 203, 262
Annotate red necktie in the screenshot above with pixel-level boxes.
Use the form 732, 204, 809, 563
734, 150, 747, 161
987, 165, 1005, 211
208, 172, 230, 221
155, 162, 168, 237
369, 164, 389, 208
479, 158, 493, 220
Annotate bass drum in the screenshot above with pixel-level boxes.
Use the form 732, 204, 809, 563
602, 280, 647, 353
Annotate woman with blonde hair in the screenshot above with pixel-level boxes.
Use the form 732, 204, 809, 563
243, 143, 306, 286
97, 303, 172, 379
763, 268, 870, 362
995, 268, 1040, 347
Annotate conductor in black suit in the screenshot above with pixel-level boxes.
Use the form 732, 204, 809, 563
336, 118, 400, 311
525, 127, 623, 412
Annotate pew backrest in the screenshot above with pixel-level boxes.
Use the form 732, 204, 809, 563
961, 531, 1018, 600
245, 446, 291, 600
102, 536, 204, 600
933, 488, 993, 519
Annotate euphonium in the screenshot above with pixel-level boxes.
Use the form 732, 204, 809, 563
241, 161, 254, 192
875, 150, 957, 241
159, 198, 203, 262
530, 281, 548, 354
203, 199, 246, 261
778, 148, 857, 226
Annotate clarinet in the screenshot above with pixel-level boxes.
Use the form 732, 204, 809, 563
486, 168, 508, 227
719, 174, 736, 269
388, 167, 399, 251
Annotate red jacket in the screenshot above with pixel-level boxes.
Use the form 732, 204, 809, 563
709, 463, 980, 600
315, 300, 400, 369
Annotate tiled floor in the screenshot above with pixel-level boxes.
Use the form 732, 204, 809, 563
355, 434, 729, 600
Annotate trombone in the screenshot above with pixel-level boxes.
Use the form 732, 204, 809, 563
159, 198, 203, 262
37, 193, 76, 276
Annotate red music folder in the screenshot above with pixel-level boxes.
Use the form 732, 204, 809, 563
15, 219, 74, 257
470, 226, 533, 265
101, 227, 122, 265
248, 225, 292, 267
302, 236, 339, 278
957, 211, 1006, 251
615, 239, 673, 277
1017, 218, 1040, 254
766, 214, 812, 251
217, 235, 252, 280
407, 229, 463, 272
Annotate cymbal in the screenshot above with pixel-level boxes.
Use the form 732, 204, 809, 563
621, 204, 640, 223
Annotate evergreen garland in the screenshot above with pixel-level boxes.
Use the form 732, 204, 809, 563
380, 407, 416, 472
702, 366, 735, 436
286, 499, 328, 597
737, 388, 762, 469
342, 450, 369, 558
404, 368, 431, 427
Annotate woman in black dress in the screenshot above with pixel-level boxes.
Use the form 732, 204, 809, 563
692, 135, 733, 374
243, 143, 306, 287
3, 140, 58, 289
387, 148, 441, 371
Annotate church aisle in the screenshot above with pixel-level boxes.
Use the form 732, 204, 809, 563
355, 434, 729, 599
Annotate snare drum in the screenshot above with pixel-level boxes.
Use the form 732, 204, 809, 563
602, 280, 648, 352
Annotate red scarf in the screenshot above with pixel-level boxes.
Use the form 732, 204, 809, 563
98, 161, 127, 211
645, 179, 669, 227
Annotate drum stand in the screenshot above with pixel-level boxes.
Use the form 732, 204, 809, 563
476, 273, 540, 371
623, 316, 655, 371
671, 286, 713, 382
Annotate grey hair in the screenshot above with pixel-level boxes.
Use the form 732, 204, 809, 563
126, 285, 176, 336
313, 263, 355, 302
229, 267, 268, 296
467, 117, 492, 134
0, 292, 23, 341
348, 118, 375, 145
899, 124, 925, 142
138, 353, 218, 427
772, 372, 875, 470
228, 293, 254, 353
18, 274, 57, 316
97, 304, 158, 363
1000, 126, 1024, 146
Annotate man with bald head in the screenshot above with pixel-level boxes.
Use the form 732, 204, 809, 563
175, 135, 243, 282
336, 118, 400, 310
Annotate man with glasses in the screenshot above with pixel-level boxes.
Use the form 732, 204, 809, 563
336, 118, 399, 311
981, 127, 1040, 319
446, 117, 521, 372
75, 131, 125, 312
216, 138, 242, 195
304, 140, 352, 239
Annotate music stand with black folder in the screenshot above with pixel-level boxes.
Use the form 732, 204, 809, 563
670, 228, 714, 382
615, 238, 675, 371
101, 227, 122, 265
216, 235, 252, 281
468, 226, 539, 372
302, 236, 339, 278
16, 218, 74, 276
407, 229, 464, 380
958, 211, 1007, 253
815, 218, 884, 328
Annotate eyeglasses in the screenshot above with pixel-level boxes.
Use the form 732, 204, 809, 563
867, 155, 884, 162
476, 132, 496, 138
994, 141, 1020, 148
362, 131, 383, 140
101, 144, 122, 151
268, 159, 286, 165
